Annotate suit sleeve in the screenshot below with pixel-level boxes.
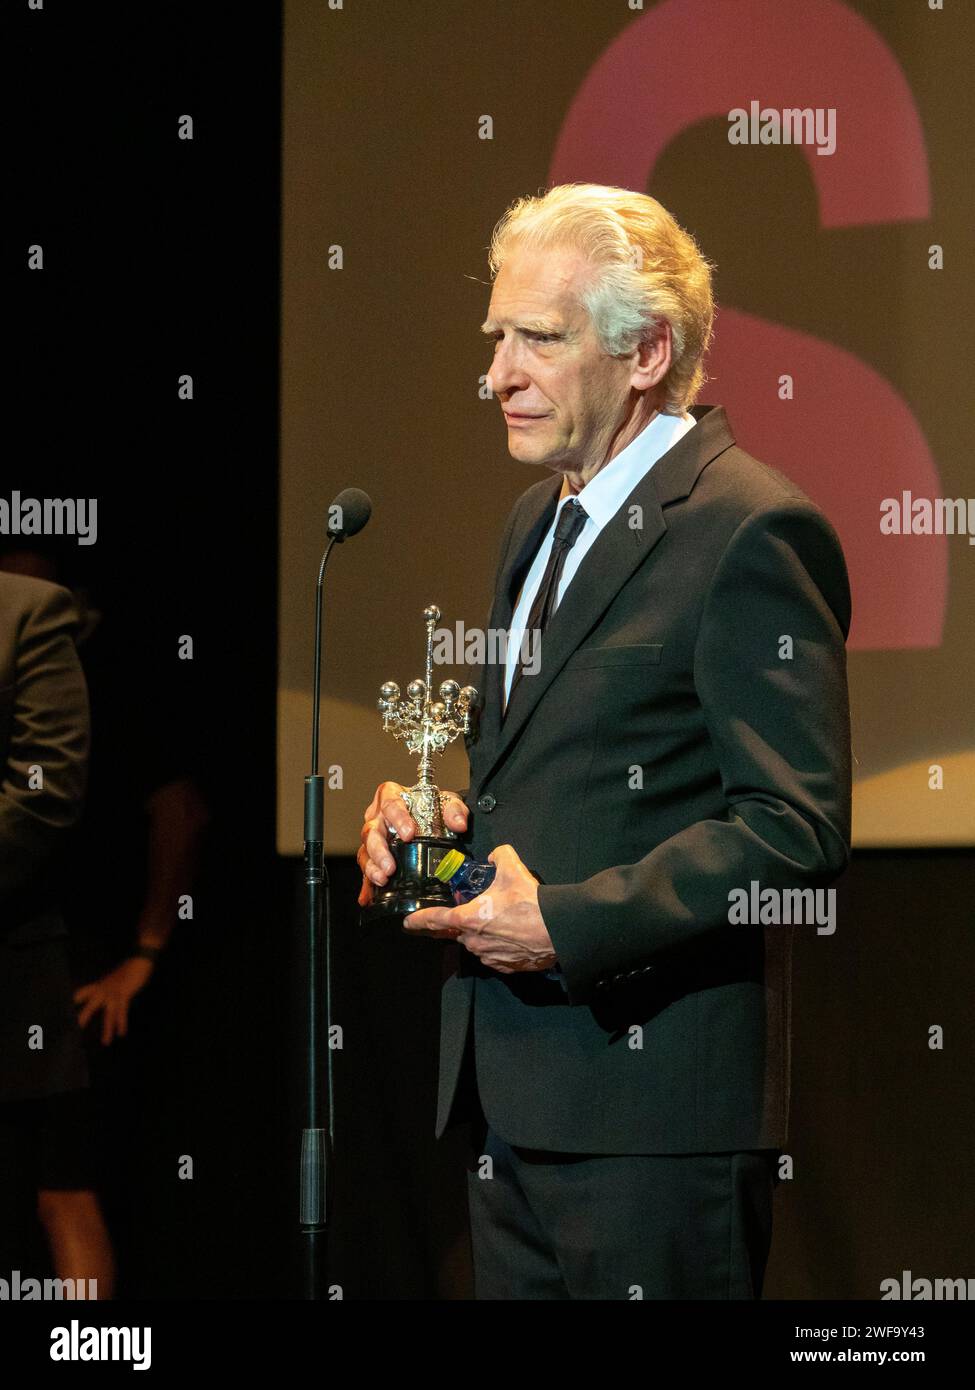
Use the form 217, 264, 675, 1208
537, 500, 852, 1004
0, 584, 91, 909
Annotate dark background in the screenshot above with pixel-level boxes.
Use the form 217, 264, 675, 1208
12, 1, 972, 1300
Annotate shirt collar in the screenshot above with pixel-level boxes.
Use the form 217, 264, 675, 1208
558, 410, 697, 530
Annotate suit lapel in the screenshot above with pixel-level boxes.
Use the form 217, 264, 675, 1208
471, 405, 735, 794
475, 479, 560, 754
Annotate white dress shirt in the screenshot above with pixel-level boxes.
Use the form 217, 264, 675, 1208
503, 410, 697, 710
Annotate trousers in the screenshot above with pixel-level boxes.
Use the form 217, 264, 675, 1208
466, 1123, 778, 1300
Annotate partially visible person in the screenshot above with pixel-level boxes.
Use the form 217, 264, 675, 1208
0, 567, 114, 1294
0, 541, 211, 1293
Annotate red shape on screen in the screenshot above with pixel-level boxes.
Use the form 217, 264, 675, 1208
549, 0, 943, 648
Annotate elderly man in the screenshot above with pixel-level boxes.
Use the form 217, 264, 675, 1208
358, 184, 851, 1300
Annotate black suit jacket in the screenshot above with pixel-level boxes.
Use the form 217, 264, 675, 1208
0, 574, 90, 1102
436, 405, 851, 1153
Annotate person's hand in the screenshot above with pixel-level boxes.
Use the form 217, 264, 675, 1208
356, 780, 469, 911
404, 844, 556, 971
73, 957, 156, 1046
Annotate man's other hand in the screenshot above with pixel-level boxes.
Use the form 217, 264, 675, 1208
404, 844, 556, 970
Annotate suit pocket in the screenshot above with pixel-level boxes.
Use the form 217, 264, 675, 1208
564, 643, 663, 669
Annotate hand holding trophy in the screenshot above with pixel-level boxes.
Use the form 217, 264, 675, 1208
359, 605, 479, 928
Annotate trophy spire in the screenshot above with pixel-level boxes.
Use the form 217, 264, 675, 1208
377, 605, 478, 836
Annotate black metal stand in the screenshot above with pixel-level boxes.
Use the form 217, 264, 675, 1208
299, 537, 337, 1299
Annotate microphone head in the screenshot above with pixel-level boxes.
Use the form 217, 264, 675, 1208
327, 488, 373, 541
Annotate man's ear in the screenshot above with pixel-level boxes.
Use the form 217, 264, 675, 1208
630, 320, 672, 393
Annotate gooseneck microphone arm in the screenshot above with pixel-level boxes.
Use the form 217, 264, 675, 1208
299, 487, 372, 1301
310, 538, 336, 778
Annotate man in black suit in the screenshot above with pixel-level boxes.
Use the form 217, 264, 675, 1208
358, 184, 851, 1299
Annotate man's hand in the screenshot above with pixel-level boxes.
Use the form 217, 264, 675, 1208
73, 957, 155, 1046
404, 844, 557, 973
356, 779, 469, 909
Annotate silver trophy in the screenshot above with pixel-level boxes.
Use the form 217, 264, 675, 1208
360, 605, 478, 927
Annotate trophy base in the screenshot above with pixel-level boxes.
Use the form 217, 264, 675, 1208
359, 834, 460, 931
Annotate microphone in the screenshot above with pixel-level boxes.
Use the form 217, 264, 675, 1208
312, 489, 372, 770
326, 487, 372, 542
301, 485, 372, 1295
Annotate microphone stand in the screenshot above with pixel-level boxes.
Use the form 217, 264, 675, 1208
299, 534, 338, 1299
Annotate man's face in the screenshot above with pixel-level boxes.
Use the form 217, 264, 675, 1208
482, 245, 638, 476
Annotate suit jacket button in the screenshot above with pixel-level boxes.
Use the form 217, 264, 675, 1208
476, 793, 497, 812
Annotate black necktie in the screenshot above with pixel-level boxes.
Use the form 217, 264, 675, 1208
506, 497, 588, 711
